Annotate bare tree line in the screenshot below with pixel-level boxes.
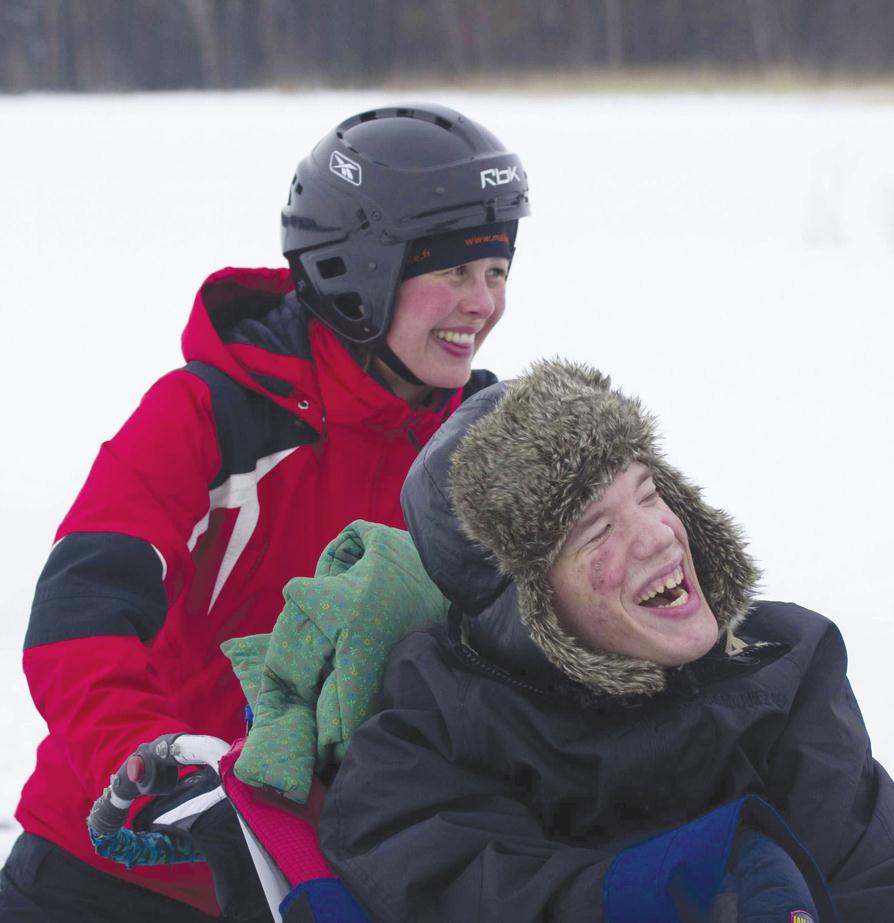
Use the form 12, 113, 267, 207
2, 0, 894, 92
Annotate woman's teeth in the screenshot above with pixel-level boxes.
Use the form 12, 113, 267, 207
433, 330, 475, 345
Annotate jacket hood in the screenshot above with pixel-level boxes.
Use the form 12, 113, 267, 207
181, 266, 316, 411
401, 359, 760, 697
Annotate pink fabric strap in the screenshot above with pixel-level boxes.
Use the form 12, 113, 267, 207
219, 739, 334, 884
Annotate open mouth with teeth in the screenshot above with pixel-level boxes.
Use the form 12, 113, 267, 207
636, 565, 690, 610
433, 329, 476, 346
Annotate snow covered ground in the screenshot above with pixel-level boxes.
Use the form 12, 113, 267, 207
1, 88, 892, 864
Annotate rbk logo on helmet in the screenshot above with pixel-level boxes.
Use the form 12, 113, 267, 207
790, 913, 815, 923
480, 165, 520, 188
330, 150, 362, 186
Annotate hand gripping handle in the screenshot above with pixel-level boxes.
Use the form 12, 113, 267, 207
88, 733, 230, 837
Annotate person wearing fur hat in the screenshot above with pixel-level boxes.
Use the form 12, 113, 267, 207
319, 359, 894, 922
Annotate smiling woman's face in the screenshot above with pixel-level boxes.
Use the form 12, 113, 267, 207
548, 462, 719, 666
378, 256, 508, 401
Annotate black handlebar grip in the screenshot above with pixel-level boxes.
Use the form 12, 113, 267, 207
88, 732, 197, 839
126, 741, 180, 795
109, 733, 184, 800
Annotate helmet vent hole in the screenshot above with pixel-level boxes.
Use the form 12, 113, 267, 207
433, 116, 452, 130
356, 208, 370, 230
334, 293, 365, 321
317, 256, 347, 280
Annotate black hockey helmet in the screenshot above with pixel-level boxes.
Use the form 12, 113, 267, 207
281, 103, 530, 346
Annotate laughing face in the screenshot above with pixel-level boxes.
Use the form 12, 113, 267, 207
548, 462, 719, 666
378, 256, 508, 402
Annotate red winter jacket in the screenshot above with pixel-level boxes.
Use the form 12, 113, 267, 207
18, 266, 492, 914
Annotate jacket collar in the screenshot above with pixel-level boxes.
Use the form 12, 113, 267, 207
309, 321, 459, 440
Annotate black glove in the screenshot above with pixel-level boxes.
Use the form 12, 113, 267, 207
134, 766, 271, 922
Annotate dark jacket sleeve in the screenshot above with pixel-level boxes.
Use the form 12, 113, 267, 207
766, 611, 894, 919
318, 631, 612, 923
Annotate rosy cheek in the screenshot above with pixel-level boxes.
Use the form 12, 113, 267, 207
587, 552, 624, 593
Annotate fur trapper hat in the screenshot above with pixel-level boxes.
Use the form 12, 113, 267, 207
449, 358, 760, 696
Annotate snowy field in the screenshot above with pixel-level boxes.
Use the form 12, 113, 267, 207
1, 88, 892, 863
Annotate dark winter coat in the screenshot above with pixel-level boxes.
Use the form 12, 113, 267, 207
319, 369, 894, 921
18, 266, 494, 915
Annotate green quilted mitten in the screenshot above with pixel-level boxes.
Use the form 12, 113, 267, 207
219, 633, 270, 714
234, 521, 449, 802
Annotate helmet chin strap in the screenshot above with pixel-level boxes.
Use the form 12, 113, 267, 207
374, 343, 427, 387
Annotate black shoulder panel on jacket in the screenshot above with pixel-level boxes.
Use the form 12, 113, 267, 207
463, 368, 499, 401
26, 532, 168, 648
183, 361, 318, 490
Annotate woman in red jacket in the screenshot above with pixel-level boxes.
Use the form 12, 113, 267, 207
0, 103, 530, 922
